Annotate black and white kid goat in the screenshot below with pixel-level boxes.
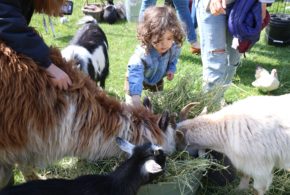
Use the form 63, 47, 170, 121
0, 137, 166, 195
61, 16, 109, 88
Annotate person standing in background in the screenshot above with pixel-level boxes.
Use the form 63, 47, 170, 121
196, 0, 273, 106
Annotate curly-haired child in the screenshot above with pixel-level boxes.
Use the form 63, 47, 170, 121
125, 6, 185, 106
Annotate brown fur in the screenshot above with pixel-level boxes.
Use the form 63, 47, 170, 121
0, 41, 164, 152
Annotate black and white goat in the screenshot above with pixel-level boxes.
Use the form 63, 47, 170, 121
0, 137, 166, 195
61, 16, 109, 88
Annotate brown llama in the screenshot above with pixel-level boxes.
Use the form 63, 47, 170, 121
0, 42, 176, 189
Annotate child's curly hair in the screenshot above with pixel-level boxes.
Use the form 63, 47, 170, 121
137, 6, 185, 53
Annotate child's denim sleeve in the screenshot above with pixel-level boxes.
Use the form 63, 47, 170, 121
127, 56, 145, 96
167, 45, 181, 73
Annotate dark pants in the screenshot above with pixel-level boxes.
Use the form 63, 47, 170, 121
124, 77, 164, 94
143, 79, 164, 92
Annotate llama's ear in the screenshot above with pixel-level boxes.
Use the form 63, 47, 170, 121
158, 110, 170, 132
143, 96, 153, 112
116, 137, 135, 156
144, 159, 162, 174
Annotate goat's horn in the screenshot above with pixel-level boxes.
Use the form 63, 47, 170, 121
179, 102, 200, 121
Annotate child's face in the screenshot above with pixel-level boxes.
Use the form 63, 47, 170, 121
152, 31, 174, 55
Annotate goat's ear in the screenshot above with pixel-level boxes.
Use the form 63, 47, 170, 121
175, 129, 188, 151
144, 159, 162, 173
175, 129, 185, 142
158, 110, 169, 132
199, 106, 208, 116
116, 137, 135, 156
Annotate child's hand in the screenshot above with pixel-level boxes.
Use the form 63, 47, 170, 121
167, 71, 174, 81
131, 95, 142, 107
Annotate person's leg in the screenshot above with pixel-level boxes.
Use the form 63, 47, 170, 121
191, 0, 198, 29
225, 28, 240, 86
196, 0, 239, 103
139, 0, 157, 21
172, 0, 197, 45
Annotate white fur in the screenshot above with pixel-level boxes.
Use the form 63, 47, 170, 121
177, 94, 290, 195
61, 45, 92, 74
143, 159, 162, 174
91, 44, 106, 75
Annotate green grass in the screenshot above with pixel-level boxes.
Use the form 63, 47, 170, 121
19, 0, 290, 194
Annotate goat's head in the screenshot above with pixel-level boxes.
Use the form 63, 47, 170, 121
173, 102, 202, 157
116, 137, 166, 183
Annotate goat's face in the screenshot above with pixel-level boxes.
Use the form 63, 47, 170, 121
134, 142, 166, 183
174, 102, 202, 156
116, 137, 166, 183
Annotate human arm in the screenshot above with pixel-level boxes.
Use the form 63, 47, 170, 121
127, 60, 144, 107
0, 1, 72, 89
45, 63, 72, 90
167, 44, 181, 78
0, 1, 52, 68
127, 55, 145, 97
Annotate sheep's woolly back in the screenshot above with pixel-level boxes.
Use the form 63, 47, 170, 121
0, 42, 163, 152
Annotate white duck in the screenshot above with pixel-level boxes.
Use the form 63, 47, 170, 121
252, 65, 280, 92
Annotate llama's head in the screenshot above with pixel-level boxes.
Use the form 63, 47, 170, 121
139, 97, 177, 155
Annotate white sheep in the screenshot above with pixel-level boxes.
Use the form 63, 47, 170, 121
176, 93, 290, 195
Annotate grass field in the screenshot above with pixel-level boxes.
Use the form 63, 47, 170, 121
15, 0, 290, 194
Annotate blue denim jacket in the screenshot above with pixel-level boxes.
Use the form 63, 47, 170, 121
127, 43, 181, 96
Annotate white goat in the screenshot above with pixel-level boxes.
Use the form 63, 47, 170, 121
176, 94, 290, 195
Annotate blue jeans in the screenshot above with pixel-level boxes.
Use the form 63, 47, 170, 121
196, 0, 240, 98
139, 0, 198, 44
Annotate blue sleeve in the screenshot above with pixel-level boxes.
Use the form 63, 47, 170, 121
0, 2, 51, 68
167, 44, 181, 73
127, 54, 145, 96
